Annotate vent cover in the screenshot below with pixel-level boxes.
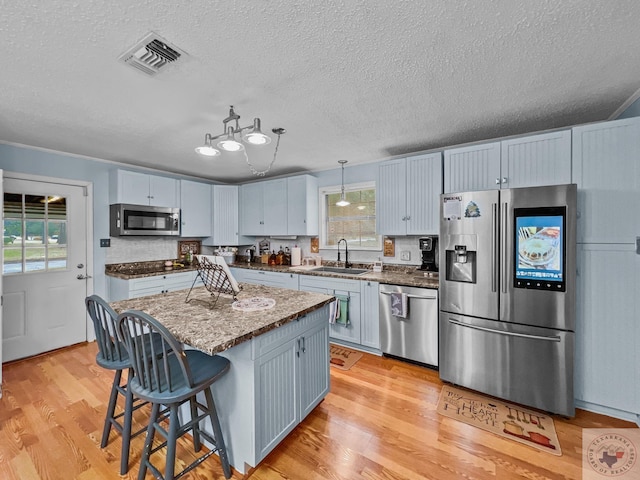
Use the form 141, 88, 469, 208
118, 32, 185, 76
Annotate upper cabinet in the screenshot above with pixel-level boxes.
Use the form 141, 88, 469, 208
110, 170, 179, 207
203, 185, 249, 246
287, 175, 318, 236
239, 178, 288, 236
443, 130, 571, 193
377, 153, 442, 235
239, 175, 318, 237
179, 180, 212, 237
572, 117, 640, 244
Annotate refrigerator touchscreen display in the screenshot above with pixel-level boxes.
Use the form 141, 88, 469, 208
514, 207, 566, 291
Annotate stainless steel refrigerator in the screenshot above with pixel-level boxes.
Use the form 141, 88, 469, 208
439, 184, 576, 417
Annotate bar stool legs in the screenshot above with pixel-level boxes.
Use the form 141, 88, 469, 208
137, 393, 231, 480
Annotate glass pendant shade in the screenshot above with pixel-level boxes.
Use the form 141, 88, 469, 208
244, 118, 272, 145
195, 145, 220, 156
336, 160, 350, 206
336, 193, 350, 207
217, 128, 244, 152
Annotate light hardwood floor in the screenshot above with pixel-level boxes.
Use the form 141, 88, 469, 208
0, 342, 636, 479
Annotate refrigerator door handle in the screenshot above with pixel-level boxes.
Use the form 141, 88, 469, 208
501, 201, 508, 293
447, 318, 562, 342
491, 202, 498, 292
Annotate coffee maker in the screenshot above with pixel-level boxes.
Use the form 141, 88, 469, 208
418, 236, 438, 272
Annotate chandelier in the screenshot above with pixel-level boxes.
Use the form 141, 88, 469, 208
195, 105, 285, 176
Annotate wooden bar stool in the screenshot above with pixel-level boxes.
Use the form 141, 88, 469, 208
85, 295, 150, 475
117, 310, 232, 480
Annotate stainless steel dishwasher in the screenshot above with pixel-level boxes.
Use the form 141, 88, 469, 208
379, 284, 439, 368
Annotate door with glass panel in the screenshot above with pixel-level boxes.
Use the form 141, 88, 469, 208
2, 178, 88, 362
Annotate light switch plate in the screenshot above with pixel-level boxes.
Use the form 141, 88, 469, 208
400, 251, 411, 261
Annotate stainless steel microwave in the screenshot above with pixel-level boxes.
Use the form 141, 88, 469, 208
110, 204, 180, 236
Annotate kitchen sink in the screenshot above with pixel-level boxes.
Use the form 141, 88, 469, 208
310, 266, 369, 276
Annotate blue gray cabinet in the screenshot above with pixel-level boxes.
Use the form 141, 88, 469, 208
444, 130, 571, 193
377, 153, 442, 235
572, 117, 640, 422
108, 270, 201, 301
298, 275, 361, 345
230, 268, 299, 290
110, 169, 179, 207
179, 179, 212, 237
360, 280, 380, 350
239, 179, 288, 235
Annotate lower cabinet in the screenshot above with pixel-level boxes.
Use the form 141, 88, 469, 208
256, 316, 329, 459
229, 268, 299, 290
298, 275, 362, 345
360, 280, 380, 350
196, 305, 330, 473
108, 270, 201, 301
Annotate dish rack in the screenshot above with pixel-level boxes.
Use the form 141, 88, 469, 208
185, 256, 241, 306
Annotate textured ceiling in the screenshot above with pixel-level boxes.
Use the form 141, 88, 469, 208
1, 1, 639, 183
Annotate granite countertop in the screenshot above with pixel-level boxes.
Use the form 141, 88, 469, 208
110, 283, 334, 355
106, 260, 199, 280
105, 259, 440, 289
228, 262, 440, 289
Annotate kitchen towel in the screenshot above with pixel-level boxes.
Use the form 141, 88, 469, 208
390, 292, 408, 318
328, 298, 338, 324
334, 295, 350, 325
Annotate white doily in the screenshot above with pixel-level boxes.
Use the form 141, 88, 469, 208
231, 297, 276, 312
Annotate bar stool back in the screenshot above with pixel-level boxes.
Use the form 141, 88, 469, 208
117, 310, 232, 480
85, 295, 147, 475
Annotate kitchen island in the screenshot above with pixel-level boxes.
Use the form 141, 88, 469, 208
111, 283, 334, 474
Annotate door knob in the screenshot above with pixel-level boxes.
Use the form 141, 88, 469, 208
77, 274, 92, 280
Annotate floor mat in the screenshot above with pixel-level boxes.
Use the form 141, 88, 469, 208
329, 344, 363, 371
437, 384, 562, 456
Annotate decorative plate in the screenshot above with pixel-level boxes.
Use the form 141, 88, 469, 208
231, 297, 276, 312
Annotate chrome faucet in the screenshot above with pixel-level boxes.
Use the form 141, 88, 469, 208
337, 238, 351, 268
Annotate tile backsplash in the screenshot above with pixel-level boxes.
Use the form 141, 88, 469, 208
105, 237, 179, 264
105, 235, 430, 268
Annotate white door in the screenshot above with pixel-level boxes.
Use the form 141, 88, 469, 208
2, 176, 89, 362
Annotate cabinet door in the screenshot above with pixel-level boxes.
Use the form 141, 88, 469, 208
575, 244, 640, 416
443, 142, 501, 193
256, 339, 298, 460
287, 175, 318, 236
263, 179, 288, 235
360, 281, 380, 350
149, 175, 179, 207
299, 320, 330, 419
180, 180, 212, 237
572, 118, 640, 244
116, 170, 151, 205
406, 153, 442, 234
329, 290, 361, 344
500, 130, 571, 189
211, 185, 244, 245
239, 182, 264, 235
376, 158, 407, 235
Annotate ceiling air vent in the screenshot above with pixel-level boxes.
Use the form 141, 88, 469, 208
118, 32, 185, 76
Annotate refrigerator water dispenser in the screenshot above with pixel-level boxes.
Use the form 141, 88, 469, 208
444, 235, 477, 283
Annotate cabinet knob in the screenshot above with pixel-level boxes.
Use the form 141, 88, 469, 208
495, 178, 501, 185
502, 177, 507, 184
406, 215, 411, 220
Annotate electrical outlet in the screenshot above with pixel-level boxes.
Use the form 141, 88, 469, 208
400, 251, 411, 261
100, 238, 110, 247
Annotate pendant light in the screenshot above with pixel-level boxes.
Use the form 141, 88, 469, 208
336, 160, 350, 207
196, 105, 285, 176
